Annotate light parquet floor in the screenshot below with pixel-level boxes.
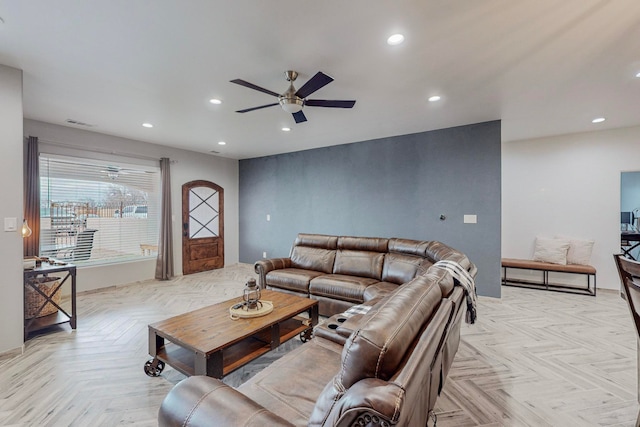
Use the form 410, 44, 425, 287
436, 287, 639, 427
0, 264, 638, 426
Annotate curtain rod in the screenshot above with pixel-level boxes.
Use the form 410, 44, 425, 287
30, 136, 175, 163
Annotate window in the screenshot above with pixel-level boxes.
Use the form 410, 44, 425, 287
39, 154, 160, 265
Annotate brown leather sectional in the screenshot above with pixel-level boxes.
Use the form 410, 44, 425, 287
255, 233, 475, 317
158, 234, 476, 426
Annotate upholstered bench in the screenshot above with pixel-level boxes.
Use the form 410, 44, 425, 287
501, 258, 596, 296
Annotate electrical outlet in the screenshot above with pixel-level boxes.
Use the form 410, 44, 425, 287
266, 214, 271, 221
263, 251, 267, 258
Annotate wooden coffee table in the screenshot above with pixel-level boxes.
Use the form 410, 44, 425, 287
144, 289, 318, 378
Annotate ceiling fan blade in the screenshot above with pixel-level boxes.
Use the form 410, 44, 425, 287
292, 111, 307, 123
295, 72, 334, 99
230, 79, 280, 98
236, 103, 279, 113
305, 99, 356, 108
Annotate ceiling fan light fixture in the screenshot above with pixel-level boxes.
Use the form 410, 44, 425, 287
231, 70, 354, 122
279, 97, 304, 113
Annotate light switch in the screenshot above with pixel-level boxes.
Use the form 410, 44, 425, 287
266, 214, 270, 221
463, 214, 477, 224
4, 217, 17, 231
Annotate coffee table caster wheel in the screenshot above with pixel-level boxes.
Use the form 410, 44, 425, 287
300, 328, 313, 343
144, 359, 165, 377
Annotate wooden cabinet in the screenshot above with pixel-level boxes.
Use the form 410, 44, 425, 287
24, 262, 76, 340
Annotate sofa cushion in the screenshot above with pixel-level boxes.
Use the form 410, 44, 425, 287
266, 268, 325, 293
310, 295, 355, 318
316, 299, 384, 344
333, 250, 385, 279
310, 274, 378, 303
337, 236, 389, 252
294, 233, 338, 250
290, 246, 336, 274
338, 271, 445, 388
239, 337, 344, 426
381, 253, 425, 284
363, 281, 398, 301
388, 238, 430, 257
424, 241, 470, 270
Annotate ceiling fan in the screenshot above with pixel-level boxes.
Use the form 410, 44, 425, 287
230, 71, 356, 123
100, 166, 152, 180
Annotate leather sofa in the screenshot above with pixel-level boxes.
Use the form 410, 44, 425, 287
254, 233, 475, 317
158, 234, 476, 426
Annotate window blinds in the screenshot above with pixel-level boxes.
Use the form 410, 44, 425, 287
39, 154, 160, 265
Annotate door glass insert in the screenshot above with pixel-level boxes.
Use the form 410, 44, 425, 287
188, 186, 219, 239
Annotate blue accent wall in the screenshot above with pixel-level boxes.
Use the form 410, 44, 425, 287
239, 120, 501, 297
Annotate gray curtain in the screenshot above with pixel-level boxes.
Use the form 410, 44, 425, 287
155, 157, 174, 279
24, 136, 40, 257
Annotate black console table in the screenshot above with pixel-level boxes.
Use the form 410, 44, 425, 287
622, 232, 640, 260
24, 262, 76, 340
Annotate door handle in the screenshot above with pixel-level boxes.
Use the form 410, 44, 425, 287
183, 223, 188, 237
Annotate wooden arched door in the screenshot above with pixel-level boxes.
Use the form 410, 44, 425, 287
182, 180, 224, 275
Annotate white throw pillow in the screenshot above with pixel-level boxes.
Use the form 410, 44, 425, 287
555, 235, 595, 265
533, 237, 570, 265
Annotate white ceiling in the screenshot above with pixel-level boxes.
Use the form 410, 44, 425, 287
1, 0, 639, 159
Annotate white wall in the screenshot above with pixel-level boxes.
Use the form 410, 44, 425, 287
502, 124, 640, 290
0, 65, 25, 354
24, 119, 239, 292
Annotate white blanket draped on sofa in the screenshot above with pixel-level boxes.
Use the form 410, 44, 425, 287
433, 260, 477, 324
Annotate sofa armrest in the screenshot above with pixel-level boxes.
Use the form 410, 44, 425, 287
254, 258, 291, 288
314, 296, 386, 345
159, 376, 294, 427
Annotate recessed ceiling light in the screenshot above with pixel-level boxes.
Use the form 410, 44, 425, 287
281, 127, 291, 132
428, 95, 441, 102
218, 141, 226, 145
209, 98, 222, 104
142, 123, 153, 128
387, 34, 405, 45
592, 117, 605, 123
